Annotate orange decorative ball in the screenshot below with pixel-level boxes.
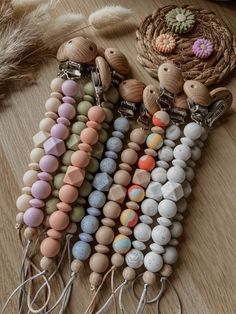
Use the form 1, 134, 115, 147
152, 111, 170, 128
138, 155, 155, 171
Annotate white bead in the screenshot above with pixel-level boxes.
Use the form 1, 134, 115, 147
33, 131, 50, 148
166, 125, 181, 140
125, 249, 144, 269
30, 148, 45, 163
167, 166, 186, 183
156, 160, 169, 169
195, 139, 204, 148
141, 198, 158, 216
182, 181, 192, 198
172, 159, 186, 168
161, 181, 184, 202
23, 170, 38, 187
184, 122, 202, 140
152, 225, 171, 245
144, 252, 163, 272
169, 239, 179, 246
139, 215, 153, 224
180, 137, 194, 147
132, 240, 146, 251
151, 168, 167, 184
158, 146, 173, 162
157, 217, 172, 227
16, 212, 24, 224
174, 213, 184, 221
177, 198, 187, 213
163, 246, 178, 264
146, 182, 162, 201
170, 222, 183, 238
185, 167, 194, 181
173, 144, 191, 161
191, 146, 201, 161
187, 160, 196, 168
164, 139, 175, 147
150, 243, 165, 254
134, 223, 151, 242
158, 199, 177, 218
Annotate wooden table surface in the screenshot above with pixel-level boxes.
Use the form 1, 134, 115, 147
1, 0, 236, 313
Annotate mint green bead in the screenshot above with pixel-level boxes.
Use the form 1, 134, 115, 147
53, 173, 65, 189
77, 101, 93, 116
66, 134, 80, 150
86, 173, 94, 181
52, 190, 59, 197
102, 101, 114, 110
83, 82, 95, 97
103, 108, 114, 122
45, 198, 59, 215
91, 142, 104, 159
87, 157, 99, 173
104, 86, 120, 104
102, 122, 110, 129
62, 150, 74, 166
77, 197, 87, 205
83, 95, 95, 104
80, 180, 92, 197
71, 121, 86, 135
99, 128, 108, 143
70, 205, 85, 223
60, 166, 68, 173
77, 114, 88, 122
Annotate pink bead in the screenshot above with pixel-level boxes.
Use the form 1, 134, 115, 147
49, 211, 70, 231
58, 103, 76, 120
23, 207, 44, 227
86, 121, 101, 130
51, 124, 69, 140
88, 106, 105, 123
71, 150, 90, 168
40, 237, 61, 257
57, 117, 70, 126
39, 155, 59, 173
59, 184, 78, 203
38, 172, 53, 181
31, 180, 51, 199
62, 96, 76, 104
61, 80, 79, 97
78, 143, 92, 152
29, 199, 45, 208
80, 128, 98, 145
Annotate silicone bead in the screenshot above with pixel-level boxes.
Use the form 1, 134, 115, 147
45, 198, 59, 215
173, 144, 191, 161
130, 128, 146, 145
99, 129, 108, 143
132, 169, 150, 188
71, 150, 90, 168
88, 106, 106, 123
87, 157, 99, 173
128, 185, 145, 202
170, 221, 183, 238
92, 173, 113, 191
104, 86, 120, 104
140, 215, 153, 225
138, 155, 155, 171
144, 252, 163, 272
158, 146, 173, 162
70, 205, 85, 222
39, 155, 59, 173
152, 225, 171, 245
121, 149, 138, 165
40, 237, 61, 257
31, 180, 51, 199
50, 77, 64, 92
44, 137, 66, 156
152, 111, 170, 128
49, 211, 69, 230
100, 158, 117, 174
120, 209, 138, 227
157, 216, 172, 227
151, 168, 167, 184
88, 191, 106, 208
72, 241, 91, 261
38, 172, 52, 182
59, 184, 78, 203
29, 199, 44, 208
80, 128, 98, 145
122, 267, 136, 281
33, 131, 50, 148
150, 243, 165, 254
61, 80, 78, 97
39, 118, 56, 132
141, 198, 158, 216
191, 146, 202, 161
134, 223, 151, 242
113, 170, 131, 186
23, 170, 38, 187
114, 117, 130, 133
51, 124, 69, 140
185, 167, 194, 181
166, 125, 181, 140
163, 246, 178, 264
113, 234, 131, 254
81, 215, 99, 234
72, 121, 86, 135
103, 201, 121, 219
45, 98, 61, 113
83, 82, 95, 97
111, 253, 124, 267
79, 233, 93, 242
23, 207, 44, 227
30, 148, 45, 163
95, 226, 114, 245
184, 122, 202, 140
125, 249, 144, 269
77, 101, 93, 116
161, 181, 184, 202
106, 137, 123, 153
16, 194, 33, 211
103, 108, 113, 122
146, 133, 163, 150
158, 199, 177, 218
132, 240, 146, 251
146, 182, 162, 201
89, 253, 109, 273
167, 166, 186, 183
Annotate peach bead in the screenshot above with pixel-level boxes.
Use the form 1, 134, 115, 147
40, 237, 61, 257
49, 211, 69, 231
71, 150, 90, 168
30, 148, 44, 163
39, 118, 56, 133
103, 201, 121, 219
16, 194, 33, 212
89, 253, 109, 273
121, 149, 138, 165
59, 184, 78, 203
80, 128, 98, 145
50, 77, 64, 92
113, 170, 131, 186
88, 106, 105, 123
86, 120, 100, 130
95, 226, 114, 245
47, 229, 63, 239
56, 202, 72, 212
45, 97, 61, 113
78, 143, 92, 152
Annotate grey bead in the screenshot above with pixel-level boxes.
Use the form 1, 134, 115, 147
100, 158, 117, 174
106, 137, 123, 153
114, 117, 130, 133
92, 172, 113, 191
88, 191, 106, 208
87, 207, 101, 216
105, 151, 118, 159
79, 233, 93, 242
72, 241, 91, 261
112, 131, 125, 139
81, 215, 99, 234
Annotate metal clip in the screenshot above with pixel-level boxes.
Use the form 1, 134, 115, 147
137, 103, 152, 128
187, 98, 209, 126
58, 61, 84, 80
111, 70, 124, 86
91, 70, 104, 106
170, 108, 188, 125
205, 99, 227, 127
118, 100, 138, 118
158, 87, 175, 111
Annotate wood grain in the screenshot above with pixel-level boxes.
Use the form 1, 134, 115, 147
1, 1, 236, 313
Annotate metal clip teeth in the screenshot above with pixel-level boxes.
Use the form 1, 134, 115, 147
58, 61, 93, 80
170, 108, 188, 125
118, 100, 138, 118
137, 103, 152, 128
91, 70, 104, 106
158, 88, 175, 111
111, 70, 124, 85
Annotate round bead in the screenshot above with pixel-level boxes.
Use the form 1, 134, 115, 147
24, 227, 37, 240
130, 128, 146, 145
89, 272, 103, 287
167, 166, 186, 183
191, 146, 202, 161
40, 256, 54, 271
122, 267, 136, 281
111, 253, 124, 267
95, 226, 114, 245
88, 191, 106, 208
173, 144, 191, 161
143, 271, 156, 285
160, 264, 173, 277
158, 146, 173, 162
152, 111, 170, 128
185, 167, 194, 181
71, 150, 90, 168
152, 225, 171, 245
134, 223, 151, 242
88, 106, 105, 123
89, 253, 109, 273
170, 221, 183, 238
79, 214, 98, 233
141, 198, 158, 216
83, 82, 95, 97
45, 98, 61, 112
29, 199, 44, 208
16, 212, 24, 224
71, 260, 84, 273
113, 170, 131, 186
100, 158, 117, 174
47, 229, 62, 240
23, 170, 38, 187
51, 124, 69, 140
125, 249, 144, 269
121, 149, 138, 165
128, 185, 145, 202
59, 185, 78, 203
72, 241, 91, 261
177, 198, 187, 213
138, 155, 155, 171
146, 133, 163, 150
49, 211, 69, 231
120, 209, 138, 227
106, 137, 123, 153
58, 103, 76, 120
144, 252, 163, 272
166, 125, 181, 140
184, 122, 202, 140
114, 117, 130, 133
80, 128, 98, 145
40, 238, 61, 257
61, 80, 78, 97
103, 201, 121, 219
39, 155, 59, 173
77, 101, 93, 116
31, 181, 51, 199
50, 77, 64, 92
132, 240, 146, 251
113, 234, 131, 254
30, 148, 44, 163
150, 243, 165, 254
151, 168, 167, 184
39, 118, 55, 132
158, 200, 177, 218
163, 246, 178, 264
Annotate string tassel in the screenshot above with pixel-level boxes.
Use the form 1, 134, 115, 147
136, 284, 148, 314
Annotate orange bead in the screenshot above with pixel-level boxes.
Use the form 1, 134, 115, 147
71, 150, 90, 168
59, 184, 78, 203
40, 237, 61, 257
80, 128, 98, 145
88, 106, 105, 123
56, 202, 72, 212
47, 229, 63, 239
49, 211, 70, 231
138, 155, 155, 171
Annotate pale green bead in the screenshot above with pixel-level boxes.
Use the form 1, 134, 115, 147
45, 198, 59, 214
62, 150, 74, 166
103, 108, 114, 122
71, 121, 86, 135
70, 205, 85, 223
83, 82, 95, 97
91, 142, 104, 159
102, 122, 110, 129
87, 157, 99, 173
80, 180, 92, 197
99, 128, 108, 143
77, 101, 93, 116
53, 173, 65, 189
86, 173, 94, 181
83, 95, 95, 104
77, 115, 88, 123
52, 190, 59, 197
102, 101, 114, 110
104, 86, 120, 104
60, 166, 68, 173
77, 197, 87, 205
66, 134, 80, 150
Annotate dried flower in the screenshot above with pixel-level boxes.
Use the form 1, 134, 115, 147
155, 34, 176, 53
192, 38, 214, 59
165, 7, 195, 34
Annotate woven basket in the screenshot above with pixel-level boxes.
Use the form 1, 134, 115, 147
136, 5, 236, 86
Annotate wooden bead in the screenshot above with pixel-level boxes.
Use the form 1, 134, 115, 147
158, 63, 184, 95
95, 226, 114, 245
24, 227, 37, 240
40, 237, 61, 257
130, 128, 146, 145
95, 244, 109, 254
183, 80, 212, 107
40, 257, 54, 271
111, 253, 124, 267
104, 48, 130, 75
89, 253, 109, 273
97, 46, 105, 58
143, 84, 160, 115
113, 170, 131, 186
95, 56, 111, 92
89, 272, 103, 287
121, 149, 138, 165
160, 264, 173, 277
174, 93, 188, 109
143, 271, 156, 285
122, 267, 136, 281
71, 259, 84, 273
103, 201, 121, 219
101, 218, 115, 227
210, 87, 232, 110
119, 79, 145, 103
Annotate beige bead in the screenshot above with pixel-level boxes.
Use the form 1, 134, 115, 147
114, 170, 131, 186
95, 226, 114, 245
122, 267, 136, 281
89, 253, 109, 273
28, 163, 40, 171
16, 212, 24, 224
111, 253, 124, 267
45, 111, 58, 120
71, 259, 84, 273
45, 97, 61, 113
118, 226, 132, 236
143, 271, 156, 285
101, 218, 115, 227
158, 63, 184, 95
160, 264, 173, 278
89, 272, 103, 287
97, 46, 105, 58
95, 56, 111, 92
30, 148, 44, 163
16, 194, 33, 212
103, 201, 121, 219
183, 80, 212, 107
143, 84, 160, 115
39, 118, 56, 133
40, 256, 54, 271
24, 227, 37, 240
66, 222, 77, 234
23, 170, 38, 187
104, 48, 130, 75
121, 149, 138, 165
33, 131, 50, 148
21, 187, 32, 195
130, 128, 147, 145
50, 77, 64, 92
128, 142, 140, 151
145, 148, 157, 157
119, 163, 132, 172
151, 126, 164, 134
51, 92, 63, 100
126, 201, 139, 210
95, 244, 109, 254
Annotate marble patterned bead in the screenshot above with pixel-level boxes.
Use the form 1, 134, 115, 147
158, 146, 173, 162
132, 240, 146, 251
152, 111, 170, 128
170, 221, 183, 238
125, 249, 144, 269
113, 234, 131, 254
151, 167, 167, 184
165, 125, 181, 140
72, 241, 91, 261
138, 155, 155, 171
120, 209, 138, 227
81, 215, 99, 234
141, 198, 158, 216
184, 122, 202, 140
167, 166, 186, 183
144, 252, 163, 272
128, 185, 145, 203
88, 191, 106, 208
146, 182, 162, 201
158, 199, 177, 218
134, 223, 151, 242
146, 133, 163, 150
100, 158, 117, 174
163, 246, 178, 264
106, 137, 123, 153
152, 225, 171, 245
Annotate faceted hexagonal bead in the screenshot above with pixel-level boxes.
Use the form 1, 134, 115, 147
92, 173, 113, 191
33, 131, 50, 148
108, 184, 127, 204
91, 142, 104, 160
161, 181, 184, 202
132, 169, 151, 188
63, 166, 85, 187
43, 137, 66, 156
66, 134, 80, 151
182, 180, 192, 198
146, 182, 162, 201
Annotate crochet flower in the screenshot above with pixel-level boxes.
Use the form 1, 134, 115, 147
155, 34, 176, 53
192, 38, 214, 59
165, 7, 195, 34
